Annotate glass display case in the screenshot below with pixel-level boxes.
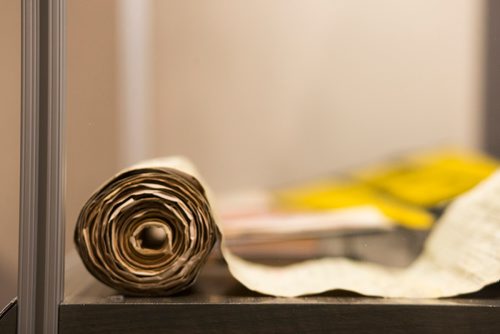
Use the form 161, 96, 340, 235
2, 1, 500, 333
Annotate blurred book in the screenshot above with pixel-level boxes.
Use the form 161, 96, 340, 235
218, 190, 393, 242
223, 228, 427, 268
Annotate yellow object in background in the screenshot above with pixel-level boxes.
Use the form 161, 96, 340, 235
276, 148, 498, 230
276, 179, 434, 230
355, 149, 498, 207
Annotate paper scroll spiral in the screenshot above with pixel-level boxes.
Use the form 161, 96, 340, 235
74, 167, 218, 295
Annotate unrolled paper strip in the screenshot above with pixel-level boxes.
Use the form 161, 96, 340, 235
75, 157, 500, 297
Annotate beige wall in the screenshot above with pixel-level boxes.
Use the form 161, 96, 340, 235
0, 0, 20, 308
66, 0, 120, 252
151, 0, 484, 191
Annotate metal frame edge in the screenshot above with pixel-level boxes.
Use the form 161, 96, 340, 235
18, 0, 66, 333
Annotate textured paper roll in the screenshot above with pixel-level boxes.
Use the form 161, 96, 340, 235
75, 157, 500, 298
74, 158, 218, 295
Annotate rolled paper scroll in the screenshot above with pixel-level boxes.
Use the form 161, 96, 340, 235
75, 157, 500, 298
74, 158, 218, 295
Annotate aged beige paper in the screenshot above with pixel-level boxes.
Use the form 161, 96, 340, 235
75, 157, 500, 298
222, 167, 500, 297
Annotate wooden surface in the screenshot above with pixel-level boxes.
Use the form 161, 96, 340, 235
61, 240, 500, 334
60, 299, 500, 334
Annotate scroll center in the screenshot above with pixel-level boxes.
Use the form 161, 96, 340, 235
135, 224, 168, 251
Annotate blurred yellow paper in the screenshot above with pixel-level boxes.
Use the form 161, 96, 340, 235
356, 148, 498, 207
276, 179, 433, 230
276, 148, 498, 230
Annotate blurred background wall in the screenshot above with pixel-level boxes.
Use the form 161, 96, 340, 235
0, 0, 20, 309
65, 0, 120, 250
0, 0, 486, 307
149, 0, 484, 191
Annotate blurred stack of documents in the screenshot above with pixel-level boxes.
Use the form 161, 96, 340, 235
219, 191, 392, 240
217, 148, 497, 264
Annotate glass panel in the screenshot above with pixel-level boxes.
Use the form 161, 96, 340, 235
65, 0, 495, 300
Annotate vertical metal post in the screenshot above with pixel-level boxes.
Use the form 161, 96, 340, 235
18, 0, 65, 333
